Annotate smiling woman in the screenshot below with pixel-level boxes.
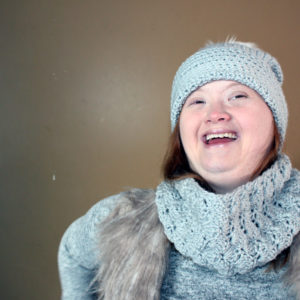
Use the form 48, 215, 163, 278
58, 40, 300, 300
179, 81, 274, 193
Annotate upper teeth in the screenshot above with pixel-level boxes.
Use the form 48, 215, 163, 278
206, 133, 237, 141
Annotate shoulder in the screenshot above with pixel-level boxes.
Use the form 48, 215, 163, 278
58, 189, 155, 269
76, 188, 156, 228
66, 193, 123, 238
58, 193, 122, 270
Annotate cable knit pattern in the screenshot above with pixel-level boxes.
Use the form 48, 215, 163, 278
156, 154, 300, 276
170, 42, 288, 145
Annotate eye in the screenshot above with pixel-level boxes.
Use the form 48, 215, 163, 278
229, 93, 248, 101
190, 99, 205, 105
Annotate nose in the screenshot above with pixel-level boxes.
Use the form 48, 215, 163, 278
205, 103, 231, 123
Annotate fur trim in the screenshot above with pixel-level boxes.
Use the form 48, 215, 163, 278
95, 189, 169, 300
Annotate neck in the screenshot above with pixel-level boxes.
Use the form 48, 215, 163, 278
207, 175, 252, 194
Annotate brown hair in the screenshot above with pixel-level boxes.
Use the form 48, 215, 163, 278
161, 119, 288, 270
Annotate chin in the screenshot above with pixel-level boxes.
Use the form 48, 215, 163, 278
200, 161, 237, 174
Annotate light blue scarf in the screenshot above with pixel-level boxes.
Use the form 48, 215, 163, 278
156, 154, 300, 276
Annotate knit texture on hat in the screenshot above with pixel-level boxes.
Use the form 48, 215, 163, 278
171, 41, 288, 144
156, 154, 300, 276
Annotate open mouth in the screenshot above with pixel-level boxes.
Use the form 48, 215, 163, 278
204, 132, 238, 145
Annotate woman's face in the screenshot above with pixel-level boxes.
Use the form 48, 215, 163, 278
179, 80, 274, 194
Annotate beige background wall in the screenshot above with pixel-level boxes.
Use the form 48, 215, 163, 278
1, 0, 300, 299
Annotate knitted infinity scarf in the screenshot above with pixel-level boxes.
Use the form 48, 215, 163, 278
96, 154, 300, 299
156, 154, 300, 276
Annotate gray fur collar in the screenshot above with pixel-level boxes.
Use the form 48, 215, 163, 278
95, 188, 300, 300
95, 189, 169, 300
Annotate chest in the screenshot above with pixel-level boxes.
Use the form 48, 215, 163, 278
160, 247, 295, 300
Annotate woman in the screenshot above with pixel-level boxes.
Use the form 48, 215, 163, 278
58, 39, 300, 299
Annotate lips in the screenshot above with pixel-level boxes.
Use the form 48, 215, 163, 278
202, 131, 238, 145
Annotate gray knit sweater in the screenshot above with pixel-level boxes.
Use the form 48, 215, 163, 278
59, 197, 296, 299
58, 156, 300, 299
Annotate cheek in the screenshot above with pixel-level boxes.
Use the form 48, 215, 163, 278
179, 113, 202, 147
243, 108, 274, 150
257, 107, 274, 133
180, 110, 204, 131
179, 121, 192, 150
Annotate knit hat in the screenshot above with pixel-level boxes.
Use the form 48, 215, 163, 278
171, 40, 288, 145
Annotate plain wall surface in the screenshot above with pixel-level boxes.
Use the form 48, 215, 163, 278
1, 0, 300, 299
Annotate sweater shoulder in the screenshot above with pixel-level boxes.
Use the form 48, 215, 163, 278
58, 193, 124, 270
58, 188, 155, 270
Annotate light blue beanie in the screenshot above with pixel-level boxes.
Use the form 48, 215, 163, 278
171, 41, 288, 145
